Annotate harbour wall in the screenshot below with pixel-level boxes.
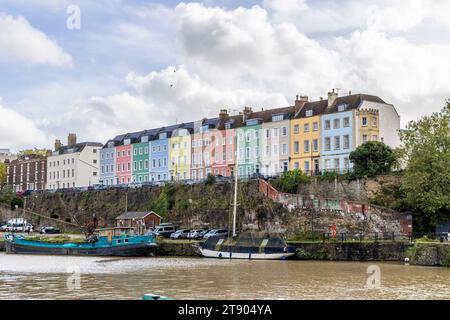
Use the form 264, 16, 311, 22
1, 239, 448, 266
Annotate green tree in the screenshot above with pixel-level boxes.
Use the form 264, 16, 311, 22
399, 102, 450, 230
17, 149, 49, 157
204, 174, 216, 186
272, 170, 310, 194
0, 162, 6, 189
349, 141, 396, 177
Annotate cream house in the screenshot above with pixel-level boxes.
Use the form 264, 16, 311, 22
46, 134, 103, 189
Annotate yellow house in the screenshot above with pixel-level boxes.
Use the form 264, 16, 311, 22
290, 101, 327, 174
169, 127, 192, 181
354, 109, 380, 147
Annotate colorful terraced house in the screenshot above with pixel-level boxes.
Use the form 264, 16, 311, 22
99, 91, 400, 185
169, 123, 194, 181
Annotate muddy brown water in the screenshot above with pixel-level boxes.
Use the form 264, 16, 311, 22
0, 253, 449, 300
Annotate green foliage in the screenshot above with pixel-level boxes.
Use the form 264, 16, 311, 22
17, 149, 49, 157
272, 170, 310, 194
399, 102, 450, 229
349, 141, 396, 177
0, 186, 23, 210
317, 171, 339, 182
0, 162, 6, 189
204, 174, 216, 186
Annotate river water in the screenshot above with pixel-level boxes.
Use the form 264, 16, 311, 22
0, 253, 449, 300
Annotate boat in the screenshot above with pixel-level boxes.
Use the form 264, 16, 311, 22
199, 234, 297, 260
4, 227, 157, 257
142, 293, 173, 300
198, 162, 297, 260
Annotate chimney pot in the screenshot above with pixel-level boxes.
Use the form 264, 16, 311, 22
68, 133, 77, 147
54, 139, 62, 151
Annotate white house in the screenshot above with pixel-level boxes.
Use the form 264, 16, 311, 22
46, 134, 103, 189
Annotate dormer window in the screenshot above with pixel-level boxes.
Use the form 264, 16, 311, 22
124, 139, 131, 145
272, 114, 284, 122
306, 110, 313, 117
225, 123, 231, 130
338, 104, 348, 112
141, 136, 149, 143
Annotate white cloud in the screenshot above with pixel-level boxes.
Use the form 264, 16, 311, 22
0, 12, 72, 66
0, 103, 50, 150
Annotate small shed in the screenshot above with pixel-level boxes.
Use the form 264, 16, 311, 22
116, 211, 162, 230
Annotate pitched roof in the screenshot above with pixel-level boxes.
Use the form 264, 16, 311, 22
54, 142, 103, 155
115, 211, 162, 220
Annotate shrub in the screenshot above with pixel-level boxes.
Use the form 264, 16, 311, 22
272, 170, 310, 194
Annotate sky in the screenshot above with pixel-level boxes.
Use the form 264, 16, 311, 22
0, 0, 449, 151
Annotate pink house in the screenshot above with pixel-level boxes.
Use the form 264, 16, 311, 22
115, 144, 132, 184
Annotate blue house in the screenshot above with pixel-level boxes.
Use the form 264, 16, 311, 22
100, 139, 118, 186
321, 109, 354, 172
150, 125, 178, 182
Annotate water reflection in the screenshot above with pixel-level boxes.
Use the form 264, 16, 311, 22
0, 253, 449, 300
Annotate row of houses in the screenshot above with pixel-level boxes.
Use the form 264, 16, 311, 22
99, 90, 400, 185
4, 90, 401, 192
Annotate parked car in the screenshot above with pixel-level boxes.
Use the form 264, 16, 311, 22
188, 229, 210, 240
203, 229, 228, 239
170, 229, 191, 239
5, 222, 33, 233
0, 224, 8, 232
184, 179, 196, 186
40, 226, 61, 234
153, 223, 177, 238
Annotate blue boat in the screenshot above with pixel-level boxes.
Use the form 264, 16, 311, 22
4, 227, 157, 257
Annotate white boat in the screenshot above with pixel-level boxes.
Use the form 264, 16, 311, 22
199, 159, 297, 260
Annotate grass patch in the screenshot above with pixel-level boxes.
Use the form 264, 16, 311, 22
24, 236, 85, 244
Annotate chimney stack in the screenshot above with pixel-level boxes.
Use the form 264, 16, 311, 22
219, 109, 229, 121
242, 106, 253, 121
54, 139, 62, 151
294, 95, 309, 114
68, 133, 77, 147
328, 89, 338, 107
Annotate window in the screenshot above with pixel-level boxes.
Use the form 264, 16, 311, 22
139, 147, 143, 155
344, 135, 350, 149
306, 110, 313, 117
282, 144, 287, 156
134, 149, 137, 156
272, 114, 283, 122
294, 125, 299, 134
343, 117, 350, 127
325, 159, 331, 170
294, 162, 299, 170
334, 158, 340, 170
304, 123, 310, 132
362, 117, 367, 127
133, 161, 137, 171
304, 140, 310, 153
338, 104, 347, 112
333, 119, 340, 129
372, 135, 378, 141
282, 127, 287, 136
313, 139, 318, 152
363, 134, 368, 143
344, 158, 350, 170
334, 136, 340, 150
273, 128, 278, 137
372, 116, 378, 127
325, 120, 331, 130
313, 122, 318, 131
324, 138, 331, 151
266, 146, 270, 156
294, 141, 299, 154
266, 129, 270, 138
304, 161, 310, 172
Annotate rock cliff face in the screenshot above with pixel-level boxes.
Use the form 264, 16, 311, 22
19, 178, 406, 236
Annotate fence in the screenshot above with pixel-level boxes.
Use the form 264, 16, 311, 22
288, 231, 414, 243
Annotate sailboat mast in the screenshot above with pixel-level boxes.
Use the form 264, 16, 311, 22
232, 135, 238, 237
